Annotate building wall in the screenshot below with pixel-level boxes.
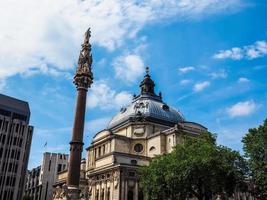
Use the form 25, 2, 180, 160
86, 121, 206, 200
25, 153, 68, 200
0, 94, 34, 200
25, 166, 42, 200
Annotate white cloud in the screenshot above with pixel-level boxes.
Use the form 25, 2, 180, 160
209, 69, 228, 79
226, 100, 256, 117
0, 0, 244, 82
213, 47, 243, 60
213, 40, 267, 60
178, 66, 195, 74
113, 54, 145, 83
193, 81, 210, 92
0, 79, 6, 91
87, 80, 132, 110
85, 117, 111, 134
179, 79, 191, 85
238, 77, 250, 83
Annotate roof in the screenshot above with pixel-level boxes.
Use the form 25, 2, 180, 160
0, 93, 30, 116
106, 68, 186, 129
107, 95, 185, 129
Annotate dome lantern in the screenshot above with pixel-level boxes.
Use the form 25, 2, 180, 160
139, 67, 156, 95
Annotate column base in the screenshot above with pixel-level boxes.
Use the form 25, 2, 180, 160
67, 186, 81, 200
53, 185, 81, 200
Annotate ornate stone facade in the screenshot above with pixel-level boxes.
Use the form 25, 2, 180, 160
85, 68, 207, 200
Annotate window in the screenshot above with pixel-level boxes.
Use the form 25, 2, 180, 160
149, 146, 156, 151
134, 144, 143, 153
19, 139, 22, 147
13, 137, 17, 145
1, 135, 5, 144
103, 145, 105, 155
48, 160, 51, 171
98, 147, 101, 157
57, 164, 62, 172
11, 150, 15, 158
16, 151, 20, 160
4, 121, 8, 132
106, 188, 110, 200
96, 189, 99, 200
8, 163, 12, 172
128, 171, 135, 177
130, 160, 137, 165
15, 124, 19, 132
127, 190, 134, 200
138, 189, 144, 200
101, 189, 104, 200
162, 104, 170, 111
0, 148, 3, 159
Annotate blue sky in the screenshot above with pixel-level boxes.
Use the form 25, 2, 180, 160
0, 0, 266, 169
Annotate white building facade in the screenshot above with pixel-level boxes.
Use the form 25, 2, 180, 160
25, 152, 69, 200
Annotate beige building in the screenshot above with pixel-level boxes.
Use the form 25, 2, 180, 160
85, 69, 207, 200
0, 94, 34, 200
53, 159, 88, 200
25, 152, 69, 200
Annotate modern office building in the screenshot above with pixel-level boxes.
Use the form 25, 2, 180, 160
0, 94, 34, 200
25, 152, 69, 200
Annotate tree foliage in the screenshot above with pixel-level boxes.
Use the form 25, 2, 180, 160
22, 194, 33, 200
242, 119, 267, 199
139, 132, 248, 200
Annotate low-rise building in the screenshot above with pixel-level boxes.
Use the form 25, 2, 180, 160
53, 159, 87, 200
25, 152, 68, 200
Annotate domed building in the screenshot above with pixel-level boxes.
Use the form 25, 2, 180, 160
86, 68, 207, 200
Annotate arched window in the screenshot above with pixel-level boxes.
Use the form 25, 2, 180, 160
106, 188, 110, 200
127, 190, 134, 200
149, 146, 156, 151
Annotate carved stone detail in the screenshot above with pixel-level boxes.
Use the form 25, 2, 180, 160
74, 28, 93, 90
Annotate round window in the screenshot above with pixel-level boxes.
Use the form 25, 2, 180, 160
134, 143, 143, 153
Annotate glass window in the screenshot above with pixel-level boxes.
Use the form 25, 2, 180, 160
134, 144, 143, 153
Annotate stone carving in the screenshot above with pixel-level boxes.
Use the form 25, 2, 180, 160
133, 126, 145, 136
74, 28, 93, 90
53, 185, 68, 200
80, 185, 89, 200
114, 171, 119, 189
134, 101, 149, 111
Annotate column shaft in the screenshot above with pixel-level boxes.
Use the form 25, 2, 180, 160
67, 88, 87, 187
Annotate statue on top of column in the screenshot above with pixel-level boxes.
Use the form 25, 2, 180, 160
74, 28, 93, 90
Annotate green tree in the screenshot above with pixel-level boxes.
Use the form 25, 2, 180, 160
140, 132, 247, 200
22, 194, 33, 200
242, 119, 267, 199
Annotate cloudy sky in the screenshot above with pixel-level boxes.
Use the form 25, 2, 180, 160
0, 0, 266, 169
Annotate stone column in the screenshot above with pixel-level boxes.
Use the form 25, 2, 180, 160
66, 28, 93, 200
